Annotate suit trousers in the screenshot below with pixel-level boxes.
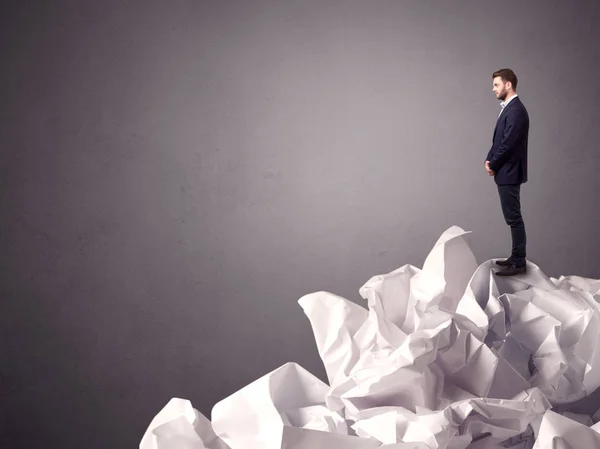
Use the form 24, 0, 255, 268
497, 184, 527, 266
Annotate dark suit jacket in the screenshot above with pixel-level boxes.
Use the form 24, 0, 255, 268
486, 96, 529, 185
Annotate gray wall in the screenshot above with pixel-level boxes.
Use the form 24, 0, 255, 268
1, 1, 599, 448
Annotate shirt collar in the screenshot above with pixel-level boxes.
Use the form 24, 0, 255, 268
500, 94, 518, 110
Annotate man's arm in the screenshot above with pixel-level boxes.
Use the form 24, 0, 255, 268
488, 110, 526, 172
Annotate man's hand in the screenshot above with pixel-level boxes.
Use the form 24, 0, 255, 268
485, 161, 495, 176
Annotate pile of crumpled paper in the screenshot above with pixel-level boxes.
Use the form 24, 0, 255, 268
139, 226, 600, 449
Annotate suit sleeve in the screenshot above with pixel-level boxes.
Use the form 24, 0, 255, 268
488, 110, 525, 172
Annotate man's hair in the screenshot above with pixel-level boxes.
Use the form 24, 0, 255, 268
493, 68, 518, 89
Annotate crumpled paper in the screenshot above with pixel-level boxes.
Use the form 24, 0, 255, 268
139, 397, 230, 449
531, 410, 600, 448
139, 225, 600, 448
211, 362, 348, 449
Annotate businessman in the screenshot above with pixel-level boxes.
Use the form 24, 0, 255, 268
485, 68, 529, 276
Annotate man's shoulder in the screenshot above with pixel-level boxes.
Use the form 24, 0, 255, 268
507, 98, 528, 118
514, 96, 528, 112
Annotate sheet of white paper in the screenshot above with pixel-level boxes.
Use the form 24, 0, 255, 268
532, 410, 600, 448
280, 426, 380, 449
281, 426, 440, 448
210, 362, 347, 449
561, 411, 594, 426
139, 398, 230, 449
466, 428, 535, 449
140, 225, 600, 449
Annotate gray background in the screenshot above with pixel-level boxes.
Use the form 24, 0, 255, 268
1, 1, 599, 448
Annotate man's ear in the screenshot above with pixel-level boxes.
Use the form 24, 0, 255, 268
506, 81, 512, 91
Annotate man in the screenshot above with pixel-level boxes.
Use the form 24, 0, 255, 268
485, 68, 529, 276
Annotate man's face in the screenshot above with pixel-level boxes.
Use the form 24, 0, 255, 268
492, 76, 510, 101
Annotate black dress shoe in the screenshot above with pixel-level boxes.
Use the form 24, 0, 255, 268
495, 259, 513, 267
495, 264, 527, 276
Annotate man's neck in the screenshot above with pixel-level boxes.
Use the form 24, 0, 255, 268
503, 92, 517, 103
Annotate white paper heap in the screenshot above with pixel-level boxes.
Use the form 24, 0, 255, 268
139, 226, 600, 448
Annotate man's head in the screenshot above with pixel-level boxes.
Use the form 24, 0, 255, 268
492, 68, 518, 101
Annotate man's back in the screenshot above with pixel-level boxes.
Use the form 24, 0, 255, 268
489, 97, 529, 185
